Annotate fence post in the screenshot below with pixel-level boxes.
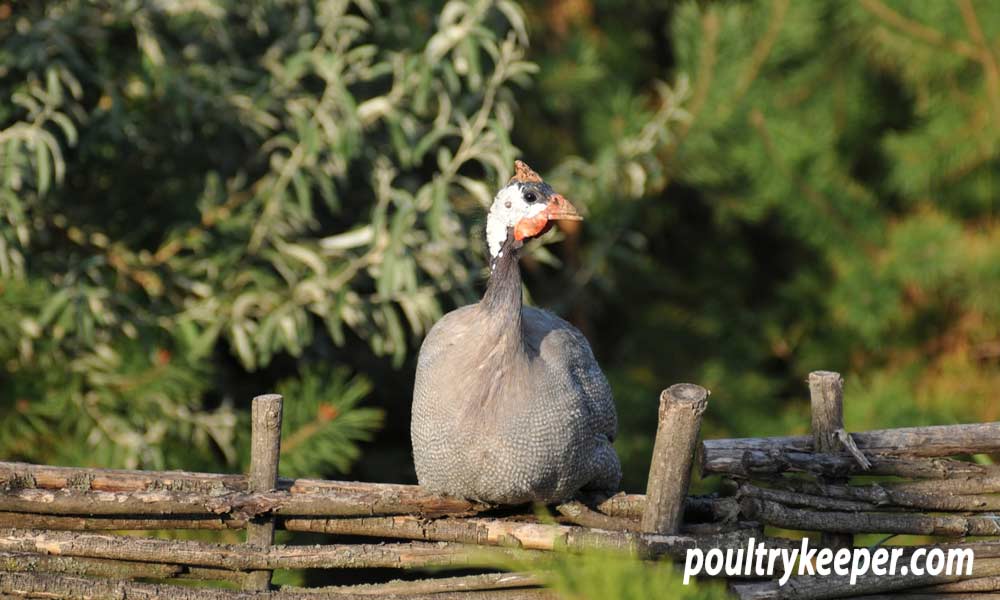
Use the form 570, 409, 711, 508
808, 371, 853, 550
641, 383, 709, 534
244, 393, 283, 591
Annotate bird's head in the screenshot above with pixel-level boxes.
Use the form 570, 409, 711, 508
485, 160, 582, 259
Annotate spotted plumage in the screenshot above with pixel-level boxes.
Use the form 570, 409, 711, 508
411, 161, 621, 504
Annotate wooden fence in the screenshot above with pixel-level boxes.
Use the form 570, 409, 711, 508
0, 372, 997, 599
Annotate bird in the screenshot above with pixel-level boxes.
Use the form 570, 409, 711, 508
411, 160, 621, 505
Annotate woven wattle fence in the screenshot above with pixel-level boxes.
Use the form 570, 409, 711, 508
0, 371, 997, 599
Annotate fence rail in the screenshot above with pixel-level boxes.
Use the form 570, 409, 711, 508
0, 372, 997, 599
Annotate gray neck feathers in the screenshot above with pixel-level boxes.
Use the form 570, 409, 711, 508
481, 231, 523, 336
459, 231, 526, 425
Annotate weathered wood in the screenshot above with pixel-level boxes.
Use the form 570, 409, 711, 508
0, 461, 490, 518
702, 448, 996, 479
246, 394, 284, 591
846, 595, 1000, 599
556, 501, 638, 532
0, 497, 737, 534
0, 571, 554, 599
759, 479, 1000, 512
740, 497, 1000, 536
0, 512, 243, 530
0, 462, 247, 494
917, 577, 1000, 593
809, 371, 871, 469
737, 482, 880, 512
808, 371, 858, 551
0, 550, 245, 583
729, 558, 1000, 600
0, 529, 540, 570
703, 421, 1000, 459
297, 572, 543, 595
891, 474, 1000, 495
280, 514, 783, 559
0, 550, 179, 580
641, 384, 709, 535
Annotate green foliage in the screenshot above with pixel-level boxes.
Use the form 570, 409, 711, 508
266, 367, 383, 478
3, 0, 999, 595
0, 0, 537, 472
511, 0, 1000, 490
1, 0, 998, 558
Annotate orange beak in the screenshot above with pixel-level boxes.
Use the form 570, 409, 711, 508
543, 194, 583, 221
513, 193, 583, 242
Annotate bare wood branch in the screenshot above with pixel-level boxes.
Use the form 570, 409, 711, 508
594, 494, 736, 525
730, 557, 1000, 600
245, 394, 283, 590
702, 448, 996, 479
702, 421, 1000, 462
0, 550, 246, 584
740, 497, 1000, 536
890, 474, 1000, 495
296, 572, 543, 595
0, 497, 738, 534
0, 571, 554, 599
593, 493, 646, 519
916, 577, 1000, 593
0, 461, 736, 524
555, 501, 638, 532
0, 462, 247, 495
737, 482, 880, 512
0, 512, 242, 530
0, 461, 489, 518
0, 550, 179, 579
759, 479, 1000, 512
0, 529, 540, 571
844, 595, 1000, 600
280, 514, 785, 559
642, 384, 709, 535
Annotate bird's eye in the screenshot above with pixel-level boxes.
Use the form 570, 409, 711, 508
524, 191, 537, 203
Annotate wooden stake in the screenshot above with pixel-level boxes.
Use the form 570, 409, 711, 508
245, 394, 283, 591
808, 371, 859, 551
641, 384, 709, 535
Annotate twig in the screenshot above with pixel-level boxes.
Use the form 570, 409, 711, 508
857, 0, 978, 60
956, 0, 1000, 129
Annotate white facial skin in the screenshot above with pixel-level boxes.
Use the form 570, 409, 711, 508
485, 182, 547, 259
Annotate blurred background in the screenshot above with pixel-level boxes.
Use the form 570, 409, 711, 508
1, 0, 998, 500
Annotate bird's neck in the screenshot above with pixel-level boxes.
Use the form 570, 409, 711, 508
481, 233, 523, 337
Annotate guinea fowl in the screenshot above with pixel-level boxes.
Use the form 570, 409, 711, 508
411, 160, 621, 504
